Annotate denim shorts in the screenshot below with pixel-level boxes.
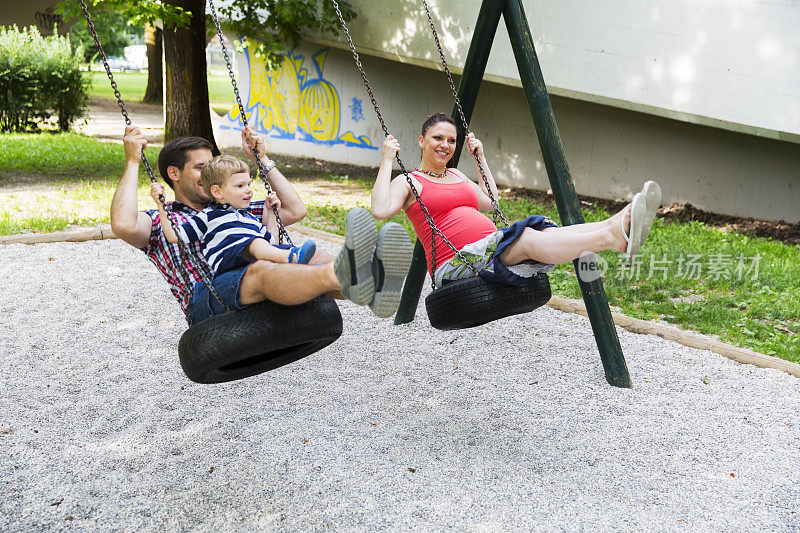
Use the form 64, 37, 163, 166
187, 262, 253, 325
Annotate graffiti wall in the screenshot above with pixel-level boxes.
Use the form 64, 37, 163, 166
220, 46, 376, 154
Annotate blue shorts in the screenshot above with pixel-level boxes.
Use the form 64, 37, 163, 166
187, 263, 253, 325
481, 214, 559, 286
188, 242, 293, 325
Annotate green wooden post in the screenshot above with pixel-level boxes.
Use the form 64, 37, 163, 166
394, 0, 506, 325
503, 0, 631, 388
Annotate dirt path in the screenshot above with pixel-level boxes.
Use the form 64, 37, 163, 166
75, 98, 165, 144
1, 99, 374, 219
0, 175, 370, 225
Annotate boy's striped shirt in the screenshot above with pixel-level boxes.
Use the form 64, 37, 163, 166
176, 203, 270, 275
142, 200, 266, 317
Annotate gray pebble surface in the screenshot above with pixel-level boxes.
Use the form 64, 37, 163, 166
1, 234, 799, 532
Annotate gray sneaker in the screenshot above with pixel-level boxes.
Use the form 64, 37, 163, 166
334, 208, 378, 306
370, 222, 413, 318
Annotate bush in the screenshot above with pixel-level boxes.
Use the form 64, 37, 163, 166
0, 25, 89, 132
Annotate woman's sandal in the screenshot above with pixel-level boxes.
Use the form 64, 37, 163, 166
639, 180, 662, 245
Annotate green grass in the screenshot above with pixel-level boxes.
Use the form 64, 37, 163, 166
88, 71, 150, 102
0, 132, 159, 177
303, 192, 800, 363
0, 133, 158, 235
88, 71, 236, 114
2, 131, 798, 363
498, 197, 800, 362
0, 211, 103, 235
304, 202, 412, 237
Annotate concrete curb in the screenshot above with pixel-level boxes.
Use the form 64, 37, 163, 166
0, 225, 116, 245
546, 297, 800, 378
0, 224, 345, 247
3, 224, 797, 378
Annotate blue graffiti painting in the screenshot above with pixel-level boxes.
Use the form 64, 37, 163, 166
350, 98, 365, 123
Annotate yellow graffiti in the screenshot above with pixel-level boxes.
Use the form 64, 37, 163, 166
339, 131, 372, 145
267, 56, 303, 134
299, 50, 340, 141
230, 47, 373, 149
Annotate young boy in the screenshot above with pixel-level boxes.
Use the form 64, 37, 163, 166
150, 155, 316, 278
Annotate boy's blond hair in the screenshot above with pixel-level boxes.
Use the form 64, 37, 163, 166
200, 155, 249, 194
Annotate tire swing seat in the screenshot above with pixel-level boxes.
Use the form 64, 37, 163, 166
425, 274, 551, 331
178, 295, 343, 384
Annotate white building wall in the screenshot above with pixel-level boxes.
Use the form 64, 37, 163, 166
214, 0, 800, 223
305, 0, 800, 143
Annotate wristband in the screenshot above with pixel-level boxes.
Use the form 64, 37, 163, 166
262, 159, 276, 172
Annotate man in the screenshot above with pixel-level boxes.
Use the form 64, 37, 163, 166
111, 124, 412, 323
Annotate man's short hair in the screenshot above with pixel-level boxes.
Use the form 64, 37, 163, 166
157, 136, 215, 190
200, 155, 250, 195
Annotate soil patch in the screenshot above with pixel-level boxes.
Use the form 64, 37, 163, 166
76, 98, 164, 144
0, 172, 78, 192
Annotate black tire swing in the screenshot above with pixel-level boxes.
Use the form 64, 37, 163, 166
179, 296, 343, 384
79, 0, 342, 384
331, 0, 551, 331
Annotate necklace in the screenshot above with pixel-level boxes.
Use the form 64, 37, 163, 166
415, 167, 448, 178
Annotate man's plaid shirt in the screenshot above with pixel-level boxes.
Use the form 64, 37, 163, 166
142, 200, 266, 316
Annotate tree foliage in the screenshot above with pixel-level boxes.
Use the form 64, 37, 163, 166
217, 0, 357, 70
56, 0, 357, 145
57, 0, 190, 31
68, 10, 141, 62
58, 0, 355, 67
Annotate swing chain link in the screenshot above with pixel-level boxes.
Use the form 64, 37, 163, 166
207, 0, 293, 246
331, 0, 479, 289
420, 0, 509, 228
78, 0, 229, 318
79, 0, 130, 126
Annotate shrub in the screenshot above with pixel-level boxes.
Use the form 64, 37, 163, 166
0, 25, 89, 132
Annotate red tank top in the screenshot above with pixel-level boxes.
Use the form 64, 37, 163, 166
404, 170, 498, 274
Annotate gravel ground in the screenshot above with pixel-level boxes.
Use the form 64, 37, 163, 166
1, 235, 799, 532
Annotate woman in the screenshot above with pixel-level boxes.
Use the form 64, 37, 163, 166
370, 113, 660, 286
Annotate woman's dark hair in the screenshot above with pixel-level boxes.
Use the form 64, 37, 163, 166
157, 136, 215, 190
421, 113, 456, 137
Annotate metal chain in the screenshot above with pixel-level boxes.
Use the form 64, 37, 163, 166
207, 0, 292, 246
331, 0, 478, 289
421, 0, 509, 228
78, 0, 129, 126
78, 0, 229, 316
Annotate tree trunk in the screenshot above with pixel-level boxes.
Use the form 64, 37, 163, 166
142, 24, 163, 105
162, 0, 218, 153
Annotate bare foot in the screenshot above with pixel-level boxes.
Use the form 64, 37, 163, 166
609, 204, 632, 253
